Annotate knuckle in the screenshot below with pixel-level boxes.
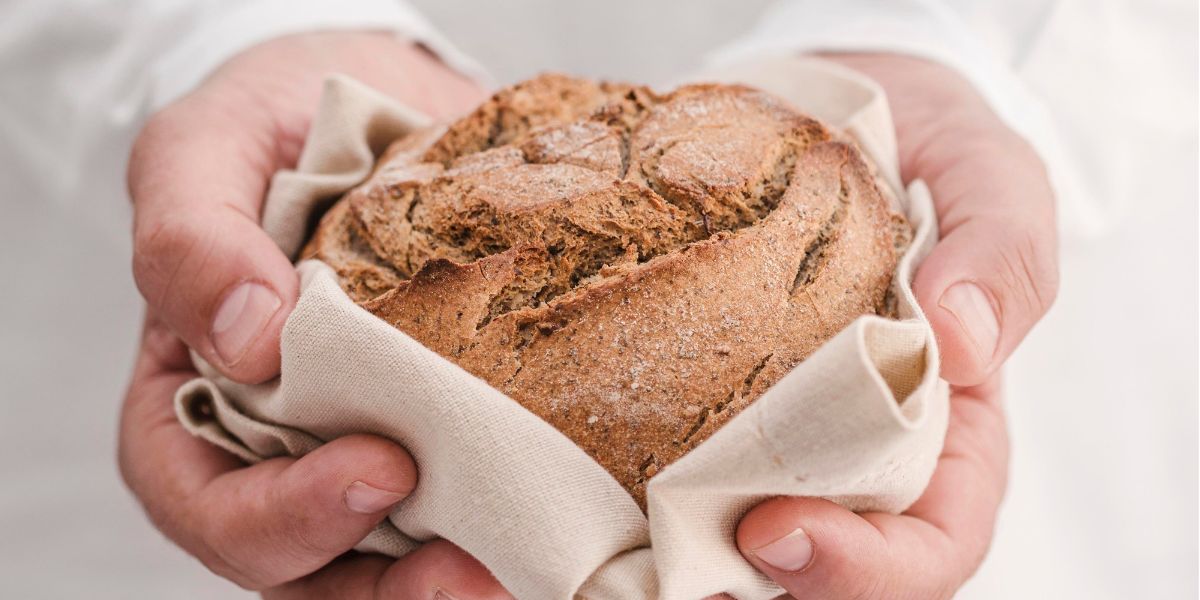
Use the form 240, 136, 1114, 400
935, 530, 988, 600
846, 570, 889, 600
848, 580, 877, 600
927, 579, 960, 600
118, 472, 183, 551
847, 538, 958, 600
864, 564, 902, 600
115, 426, 206, 566
127, 109, 182, 197
133, 493, 180, 549
132, 211, 187, 263
813, 541, 890, 600
131, 212, 216, 299
995, 226, 1059, 318
955, 527, 997, 588
281, 508, 339, 562
268, 482, 343, 565
195, 513, 272, 590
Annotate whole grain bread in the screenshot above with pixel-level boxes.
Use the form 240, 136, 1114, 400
302, 74, 908, 508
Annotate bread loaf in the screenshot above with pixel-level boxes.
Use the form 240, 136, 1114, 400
303, 74, 909, 508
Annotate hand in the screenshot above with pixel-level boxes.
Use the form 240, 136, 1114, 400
735, 54, 1058, 598
128, 31, 485, 384
119, 314, 511, 598
846, 53, 1060, 386
122, 31, 508, 597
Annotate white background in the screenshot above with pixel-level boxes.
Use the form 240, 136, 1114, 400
0, 0, 1195, 598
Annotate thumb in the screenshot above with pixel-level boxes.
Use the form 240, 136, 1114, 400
736, 498, 961, 600
912, 140, 1060, 386
129, 89, 298, 384
189, 435, 418, 589
119, 318, 420, 590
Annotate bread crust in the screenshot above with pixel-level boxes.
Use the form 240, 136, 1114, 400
303, 74, 906, 508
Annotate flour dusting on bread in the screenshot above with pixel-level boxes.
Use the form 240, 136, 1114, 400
303, 74, 908, 508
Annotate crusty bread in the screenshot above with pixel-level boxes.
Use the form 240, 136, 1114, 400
303, 74, 907, 508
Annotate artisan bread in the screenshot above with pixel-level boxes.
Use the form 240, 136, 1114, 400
303, 74, 908, 507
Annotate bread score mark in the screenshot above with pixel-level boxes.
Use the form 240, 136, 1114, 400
304, 75, 906, 509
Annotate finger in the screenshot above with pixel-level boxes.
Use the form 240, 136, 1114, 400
118, 312, 250, 531
739, 498, 962, 600
188, 435, 417, 590
262, 554, 392, 600
128, 88, 298, 384
120, 317, 418, 590
910, 129, 1059, 386
265, 541, 513, 600
826, 53, 1059, 385
375, 540, 512, 599
736, 378, 1009, 600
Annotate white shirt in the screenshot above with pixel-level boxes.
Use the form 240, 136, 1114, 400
0, 1, 1193, 598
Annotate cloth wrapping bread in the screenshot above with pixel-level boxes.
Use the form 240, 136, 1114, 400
175, 56, 950, 600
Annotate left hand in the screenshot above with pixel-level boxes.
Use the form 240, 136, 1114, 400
735, 53, 1057, 599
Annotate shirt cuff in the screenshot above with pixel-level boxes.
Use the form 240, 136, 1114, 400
148, 0, 493, 110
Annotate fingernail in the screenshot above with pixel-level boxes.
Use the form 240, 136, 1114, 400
939, 281, 999, 364
211, 282, 282, 366
344, 481, 406, 514
752, 527, 814, 572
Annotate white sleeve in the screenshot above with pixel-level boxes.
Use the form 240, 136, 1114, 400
147, 0, 492, 109
706, 0, 1045, 138
0, 0, 488, 218
706, 0, 1087, 236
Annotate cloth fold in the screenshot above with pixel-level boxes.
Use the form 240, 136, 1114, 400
175, 56, 949, 600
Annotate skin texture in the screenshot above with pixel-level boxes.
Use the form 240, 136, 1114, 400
120, 33, 1057, 598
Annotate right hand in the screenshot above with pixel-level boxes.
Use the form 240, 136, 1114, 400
128, 30, 485, 384
123, 31, 513, 597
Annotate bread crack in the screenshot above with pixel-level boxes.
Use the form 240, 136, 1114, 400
739, 353, 774, 400
789, 167, 850, 295
678, 352, 774, 446
679, 408, 710, 446
635, 138, 688, 211
303, 74, 910, 513
617, 127, 632, 178
634, 453, 659, 484
754, 139, 801, 218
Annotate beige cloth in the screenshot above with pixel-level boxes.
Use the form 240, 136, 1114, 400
175, 57, 949, 600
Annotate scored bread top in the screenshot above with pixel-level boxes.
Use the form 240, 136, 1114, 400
303, 74, 907, 508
